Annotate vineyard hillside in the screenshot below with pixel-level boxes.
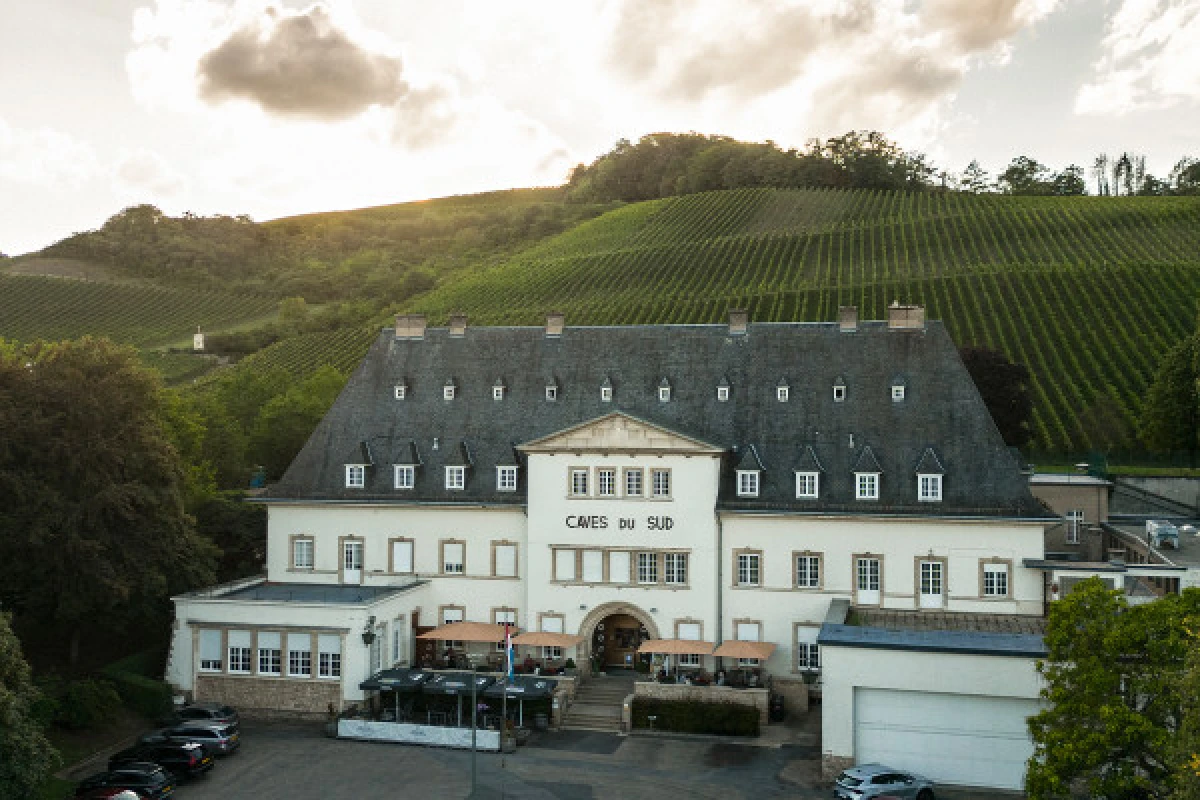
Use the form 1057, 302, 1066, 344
407, 188, 1200, 454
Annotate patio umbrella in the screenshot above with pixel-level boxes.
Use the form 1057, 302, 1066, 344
416, 622, 512, 642
421, 672, 496, 726
360, 667, 430, 719
482, 675, 557, 727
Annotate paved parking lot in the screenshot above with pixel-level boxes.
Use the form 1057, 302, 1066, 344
161, 722, 1021, 800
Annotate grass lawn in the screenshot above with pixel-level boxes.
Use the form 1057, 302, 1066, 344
38, 707, 157, 799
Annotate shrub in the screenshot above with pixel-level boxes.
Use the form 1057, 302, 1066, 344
631, 698, 759, 737
59, 678, 122, 730
100, 648, 173, 719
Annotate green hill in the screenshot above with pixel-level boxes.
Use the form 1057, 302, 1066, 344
406, 188, 1200, 454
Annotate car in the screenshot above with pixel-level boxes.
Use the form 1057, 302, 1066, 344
833, 763, 936, 799
142, 719, 241, 755
74, 790, 140, 800
169, 701, 239, 726
109, 740, 214, 779
75, 762, 175, 799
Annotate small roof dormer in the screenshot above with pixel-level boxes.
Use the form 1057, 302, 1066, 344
601, 376, 614, 402
545, 375, 559, 401
717, 376, 731, 402
735, 445, 766, 473
658, 377, 672, 402
833, 376, 847, 403
794, 444, 825, 474
446, 441, 474, 468
776, 377, 790, 402
493, 377, 505, 400
914, 447, 945, 475
852, 445, 882, 474
443, 377, 457, 400
891, 374, 907, 402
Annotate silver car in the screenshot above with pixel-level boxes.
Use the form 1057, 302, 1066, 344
833, 763, 936, 799
142, 720, 241, 756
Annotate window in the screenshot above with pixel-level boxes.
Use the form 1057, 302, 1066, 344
443, 384, 456, 400
625, 468, 644, 497
651, 469, 671, 498
597, 468, 616, 497
545, 385, 558, 401
198, 630, 222, 672
737, 470, 760, 497
677, 621, 702, 666
390, 539, 413, 574
494, 609, 517, 650
833, 384, 846, 402
1066, 509, 1084, 544
343, 540, 363, 575
441, 607, 465, 649
735, 621, 761, 666
394, 384, 407, 399
892, 384, 905, 402
665, 552, 688, 584
257, 632, 281, 676
796, 472, 819, 498
601, 385, 612, 402
494, 543, 517, 578
570, 468, 589, 496
983, 562, 1010, 597
582, 549, 604, 582
609, 550, 631, 583
919, 560, 945, 608
737, 552, 761, 586
345, 465, 365, 488
554, 548, 576, 581
795, 554, 820, 588
442, 541, 464, 574
228, 631, 251, 673
717, 385, 730, 402
919, 474, 942, 502
288, 633, 311, 677
679, 653, 701, 666
292, 537, 314, 570
318, 634, 341, 678
493, 385, 504, 400
777, 386, 789, 402
658, 386, 671, 402
497, 466, 518, 492
394, 464, 415, 489
796, 641, 820, 671
540, 615, 564, 660
445, 466, 465, 490
637, 552, 658, 584
856, 472, 879, 500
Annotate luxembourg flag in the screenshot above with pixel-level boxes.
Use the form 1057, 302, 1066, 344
505, 623, 514, 681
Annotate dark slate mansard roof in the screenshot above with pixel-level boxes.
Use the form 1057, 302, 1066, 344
267, 318, 1045, 519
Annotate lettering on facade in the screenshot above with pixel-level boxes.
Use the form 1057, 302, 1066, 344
564, 515, 673, 531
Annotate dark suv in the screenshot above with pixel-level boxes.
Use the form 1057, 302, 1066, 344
169, 702, 239, 726
142, 720, 241, 755
75, 762, 174, 798
110, 740, 213, 779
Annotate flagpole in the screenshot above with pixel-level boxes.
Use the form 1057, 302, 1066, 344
501, 622, 511, 751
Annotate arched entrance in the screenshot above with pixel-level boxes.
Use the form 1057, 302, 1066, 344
576, 602, 659, 670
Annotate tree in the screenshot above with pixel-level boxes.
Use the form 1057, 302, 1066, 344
959, 346, 1033, 447
0, 612, 59, 796
1172, 158, 1200, 195
1027, 579, 1200, 799
248, 366, 347, 480
1049, 165, 1087, 196
0, 337, 217, 664
999, 156, 1052, 194
1139, 335, 1199, 462
1175, 625, 1200, 800
960, 160, 991, 193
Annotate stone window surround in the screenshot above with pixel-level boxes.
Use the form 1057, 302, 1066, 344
673, 618, 705, 640
492, 606, 519, 626
914, 555, 949, 609
490, 540, 519, 579
537, 611, 566, 633
851, 553, 884, 606
289, 534, 315, 572
732, 618, 763, 665
792, 550, 823, 590
568, 466, 589, 497
338, 535, 365, 585
979, 557, 1014, 599
733, 547, 763, 588
439, 538, 466, 576
792, 622, 821, 672
387, 536, 415, 575
193, 626, 343, 681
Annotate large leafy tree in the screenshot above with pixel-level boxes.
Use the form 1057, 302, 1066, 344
959, 346, 1033, 447
0, 337, 216, 663
1027, 579, 1200, 799
1139, 334, 1200, 462
0, 612, 59, 797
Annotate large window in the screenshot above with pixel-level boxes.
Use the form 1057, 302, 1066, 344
445, 466, 465, 490
794, 626, 820, 671
651, 469, 671, 498
394, 465, 415, 489
497, 466, 518, 492
345, 465, 366, 488
1066, 509, 1084, 544
918, 474, 942, 502
570, 468, 589, 496
292, 537, 313, 570
737, 471, 760, 497
983, 562, 1010, 597
554, 548, 577, 581
540, 615, 564, 660
390, 539, 414, 574
625, 468, 643, 497
795, 554, 820, 588
795, 472, 819, 498
441, 541, 465, 575
665, 552, 688, 585
198, 629, 222, 672
637, 552, 658, 584
597, 468, 616, 497
737, 552, 761, 586
287, 633, 311, 677
318, 634, 341, 678
582, 550, 604, 582
735, 621, 761, 666
856, 472, 879, 500
257, 632, 281, 676
493, 543, 517, 578
228, 631, 251, 674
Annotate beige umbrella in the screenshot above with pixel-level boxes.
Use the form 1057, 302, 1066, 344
416, 621, 512, 643
636, 639, 715, 656
712, 640, 776, 660
510, 632, 584, 647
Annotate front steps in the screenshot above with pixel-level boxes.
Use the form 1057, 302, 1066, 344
563, 672, 637, 732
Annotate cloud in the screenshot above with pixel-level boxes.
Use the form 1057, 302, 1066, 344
113, 149, 188, 197
196, 4, 406, 119
0, 118, 99, 188
1075, 0, 1200, 115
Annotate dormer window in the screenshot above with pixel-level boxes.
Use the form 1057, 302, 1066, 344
546, 385, 558, 401
891, 384, 905, 402
394, 465, 415, 489
717, 385, 729, 402
855, 472, 879, 500
918, 473, 942, 502
497, 466, 518, 492
777, 386, 789, 403
658, 378, 671, 403
443, 381, 456, 400
345, 465, 366, 488
601, 378, 613, 402
394, 384, 407, 400
795, 472, 819, 498
445, 466, 465, 490
737, 470, 760, 497
833, 381, 846, 402
493, 380, 505, 401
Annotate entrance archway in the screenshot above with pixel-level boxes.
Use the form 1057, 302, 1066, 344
576, 602, 660, 670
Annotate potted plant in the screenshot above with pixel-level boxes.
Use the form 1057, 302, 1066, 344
563, 657, 578, 677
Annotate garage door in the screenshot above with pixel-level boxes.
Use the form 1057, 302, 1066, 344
854, 688, 1041, 790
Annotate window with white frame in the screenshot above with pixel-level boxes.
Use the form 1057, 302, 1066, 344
497, 466, 518, 492
777, 386, 789, 402
658, 385, 671, 402
441, 607, 465, 649
794, 626, 820, 671
665, 552, 688, 584
318, 634, 341, 678
1066, 509, 1084, 544
541, 615, 564, 659
228, 630, 251, 673
601, 385, 612, 402
570, 468, 589, 496
442, 541, 465, 574
983, 562, 1010, 597
625, 468, 643, 497
292, 537, 313, 570
391, 539, 413, 574
717, 385, 730, 402
287, 633, 311, 677
795, 472, 819, 498
198, 629, 222, 672
919, 474, 942, 502
737, 470, 760, 497
545, 385, 558, 401
345, 465, 366, 488
445, 466, 465, 490
637, 552, 658, 584
737, 552, 761, 586
494, 609, 517, 651
735, 621, 761, 666
677, 622, 702, 666
795, 554, 820, 588
892, 384, 905, 402
493, 385, 504, 401
651, 469, 671, 498
394, 384, 407, 399
443, 384, 456, 400
257, 632, 281, 676
494, 543, 517, 578
597, 468, 616, 497
554, 548, 577, 581
394, 464, 415, 490
833, 384, 846, 402
856, 472, 879, 500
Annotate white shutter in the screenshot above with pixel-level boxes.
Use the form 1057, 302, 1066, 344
495, 544, 517, 577
541, 616, 564, 633
444, 542, 464, 568
555, 549, 576, 581
227, 630, 251, 648
582, 550, 604, 582
392, 540, 413, 573
678, 623, 701, 641
257, 632, 281, 650
199, 630, 222, 661
443, 607, 464, 624
287, 632, 310, 652
794, 626, 818, 644
736, 622, 760, 641
495, 610, 517, 625
609, 551, 631, 583
317, 634, 340, 655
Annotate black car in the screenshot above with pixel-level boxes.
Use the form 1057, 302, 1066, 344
141, 720, 241, 755
171, 702, 239, 726
109, 740, 213, 779
75, 762, 174, 799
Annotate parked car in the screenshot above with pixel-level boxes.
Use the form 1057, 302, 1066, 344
833, 763, 935, 800
110, 740, 214, 779
144, 719, 241, 755
165, 701, 239, 726
75, 762, 175, 799
74, 790, 140, 800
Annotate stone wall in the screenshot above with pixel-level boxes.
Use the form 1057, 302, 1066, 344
196, 675, 341, 719
822, 754, 853, 781
632, 682, 770, 727
770, 676, 809, 715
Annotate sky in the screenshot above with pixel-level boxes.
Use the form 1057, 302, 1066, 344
1, 0, 1199, 255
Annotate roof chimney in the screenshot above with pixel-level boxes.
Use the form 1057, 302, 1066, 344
728, 308, 749, 335
886, 302, 925, 331
838, 306, 858, 332
395, 313, 427, 340
545, 311, 565, 337
448, 313, 468, 337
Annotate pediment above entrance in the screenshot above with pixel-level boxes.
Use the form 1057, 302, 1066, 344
518, 412, 724, 456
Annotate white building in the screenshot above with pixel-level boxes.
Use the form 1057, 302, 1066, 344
167, 306, 1052, 789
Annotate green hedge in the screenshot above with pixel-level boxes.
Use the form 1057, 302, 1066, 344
100, 648, 173, 719
631, 698, 759, 736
